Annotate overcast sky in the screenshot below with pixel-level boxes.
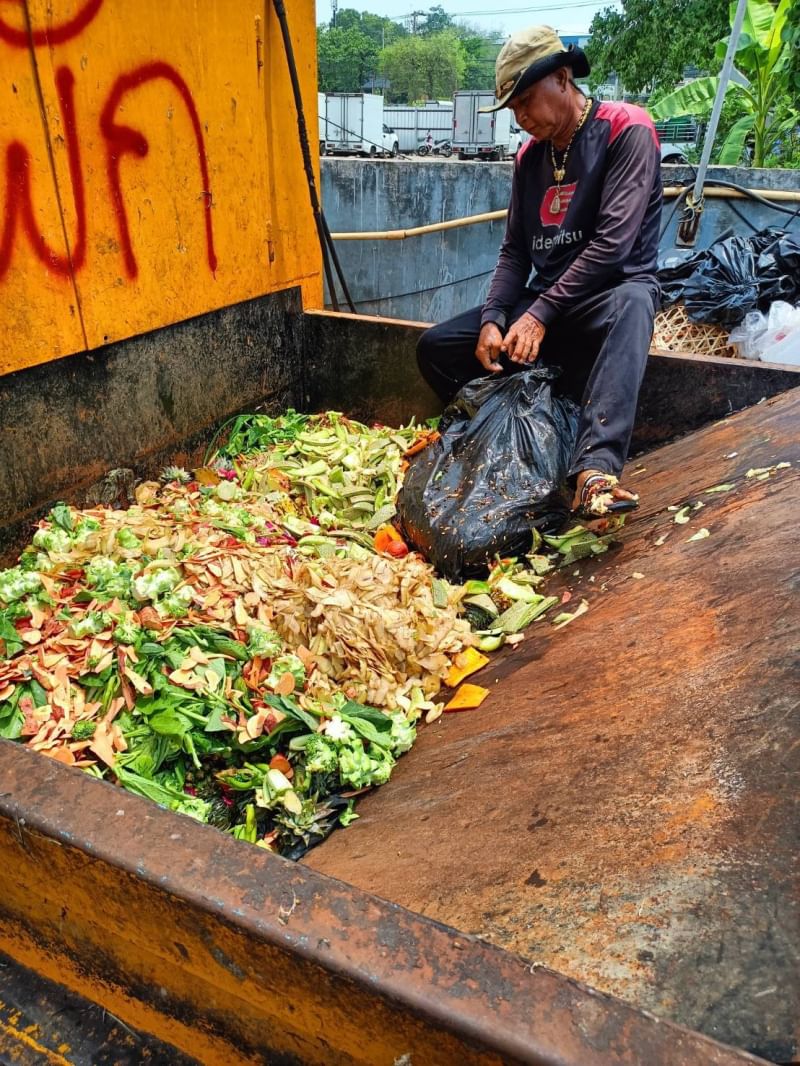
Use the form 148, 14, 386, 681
325, 0, 622, 38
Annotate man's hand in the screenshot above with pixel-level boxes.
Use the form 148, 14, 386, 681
475, 322, 504, 373
502, 313, 546, 364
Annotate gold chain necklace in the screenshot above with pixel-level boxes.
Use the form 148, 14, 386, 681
549, 96, 592, 215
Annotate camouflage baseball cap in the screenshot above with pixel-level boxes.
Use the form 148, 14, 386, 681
480, 25, 591, 112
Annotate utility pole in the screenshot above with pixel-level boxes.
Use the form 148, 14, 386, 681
410, 10, 425, 34
331, 0, 338, 28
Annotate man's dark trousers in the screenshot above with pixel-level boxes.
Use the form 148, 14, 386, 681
417, 279, 658, 482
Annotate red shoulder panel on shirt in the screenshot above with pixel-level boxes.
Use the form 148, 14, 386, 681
595, 101, 659, 148
516, 137, 535, 163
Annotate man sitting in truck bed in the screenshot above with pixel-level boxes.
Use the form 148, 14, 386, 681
416, 25, 661, 518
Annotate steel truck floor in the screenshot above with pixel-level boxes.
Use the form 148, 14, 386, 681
306, 387, 800, 1062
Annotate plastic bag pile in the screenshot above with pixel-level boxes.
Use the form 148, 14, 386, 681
658, 227, 800, 329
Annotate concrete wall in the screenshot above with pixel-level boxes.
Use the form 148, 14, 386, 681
320, 159, 511, 322
320, 160, 800, 323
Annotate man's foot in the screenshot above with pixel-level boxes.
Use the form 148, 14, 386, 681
572, 470, 639, 520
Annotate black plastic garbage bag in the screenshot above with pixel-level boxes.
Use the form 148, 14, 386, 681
658, 227, 800, 327
757, 229, 800, 306
657, 246, 713, 306
396, 366, 579, 581
680, 235, 760, 327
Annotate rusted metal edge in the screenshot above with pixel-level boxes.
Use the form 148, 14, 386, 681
0, 742, 765, 1066
0, 948, 199, 1065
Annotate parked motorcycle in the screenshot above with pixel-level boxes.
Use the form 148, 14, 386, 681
417, 138, 453, 158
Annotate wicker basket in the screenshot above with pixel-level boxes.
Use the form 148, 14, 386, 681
650, 303, 737, 358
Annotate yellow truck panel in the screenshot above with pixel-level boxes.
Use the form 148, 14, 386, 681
0, 0, 322, 373
0, 38, 87, 369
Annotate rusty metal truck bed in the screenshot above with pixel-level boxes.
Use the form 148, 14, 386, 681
0, 387, 796, 1066
305, 387, 800, 1062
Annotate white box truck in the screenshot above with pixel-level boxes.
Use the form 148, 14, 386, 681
320, 93, 398, 157
452, 91, 513, 160
383, 102, 453, 153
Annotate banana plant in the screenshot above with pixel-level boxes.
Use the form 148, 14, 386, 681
651, 0, 798, 166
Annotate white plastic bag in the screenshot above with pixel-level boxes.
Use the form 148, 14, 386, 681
727, 301, 800, 363
727, 311, 767, 359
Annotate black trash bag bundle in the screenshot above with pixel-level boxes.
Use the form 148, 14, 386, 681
756, 229, 800, 306
657, 246, 709, 306
680, 235, 760, 327
396, 366, 579, 581
658, 227, 800, 327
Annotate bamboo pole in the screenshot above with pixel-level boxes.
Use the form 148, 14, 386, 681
662, 186, 800, 201
330, 209, 508, 240
329, 187, 800, 241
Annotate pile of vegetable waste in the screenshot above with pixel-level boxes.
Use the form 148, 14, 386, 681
0, 411, 608, 857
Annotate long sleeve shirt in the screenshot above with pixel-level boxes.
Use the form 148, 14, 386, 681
481, 100, 662, 331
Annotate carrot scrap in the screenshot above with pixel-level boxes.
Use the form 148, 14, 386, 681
444, 683, 490, 712
269, 753, 293, 779
373, 524, 405, 555
402, 429, 441, 459
445, 647, 490, 688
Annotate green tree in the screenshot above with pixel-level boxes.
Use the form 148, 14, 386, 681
334, 9, 406, 49
652, 0, 798, 166
317, 25, 379, 92
379, 31, 466, 102
453, 24, 503, 90
587, 0, 729, 94
419, 5, 454, 36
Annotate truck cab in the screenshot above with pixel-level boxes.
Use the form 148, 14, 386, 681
382, 124, 399, 158
508, 123, 529, 158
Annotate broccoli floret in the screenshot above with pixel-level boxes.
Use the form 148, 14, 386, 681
365, 743, 395, 785
303, 734, 338, 775
267, 654, 306, 692
74, 517, 101, 544
337, 737, 396, 790
246, 623, 282, 659
71, 720, 97, 740
32, 527, 72, 554
337, 739, 392, 789
85, 556, 132, 600
113, 616, 142, 646
0, 567, 42, 605
158, 585, 194, 619
69, 611, 112, 638
19, 549, 54, 573
337, 739, 372, 789
198, 497, 224, 517
389, 712, 416, 754
116, 528, 141, 550
132, 566, 181, 603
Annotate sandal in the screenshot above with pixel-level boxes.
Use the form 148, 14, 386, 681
572, 472, 639, 521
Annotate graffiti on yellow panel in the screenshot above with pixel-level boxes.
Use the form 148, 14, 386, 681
0, 0, 322, 373
0, 2, 215, 283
